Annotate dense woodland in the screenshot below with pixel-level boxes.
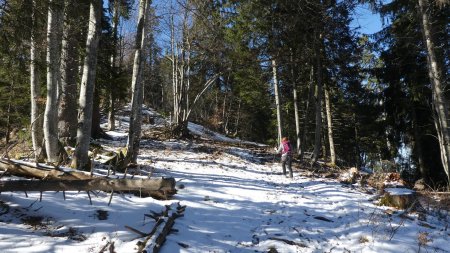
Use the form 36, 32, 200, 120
0, 0, 448, 188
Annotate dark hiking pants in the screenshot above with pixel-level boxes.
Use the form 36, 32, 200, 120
281, 155, 293, 178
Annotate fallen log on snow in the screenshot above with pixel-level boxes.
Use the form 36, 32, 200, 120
126, 203, 186, 253
0, 158, 91, 180
0, 159, 177, 199
0, 177, 176, 193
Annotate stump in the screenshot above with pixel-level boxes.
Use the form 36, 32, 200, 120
381, 188, 416, 209
339, 167, 358, 184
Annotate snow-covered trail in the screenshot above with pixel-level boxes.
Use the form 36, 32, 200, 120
0, 127, 448, 252
137, 141, 448, 253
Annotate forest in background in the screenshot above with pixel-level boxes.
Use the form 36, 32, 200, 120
0, 0, 448, 188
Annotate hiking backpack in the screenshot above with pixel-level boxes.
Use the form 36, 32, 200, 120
282, 141, 292, 155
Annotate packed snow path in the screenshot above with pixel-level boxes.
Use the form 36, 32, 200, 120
141, 142, 448, 253
0, 123, 448, 252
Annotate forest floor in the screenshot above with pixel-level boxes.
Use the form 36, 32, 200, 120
0, 107, 449, 253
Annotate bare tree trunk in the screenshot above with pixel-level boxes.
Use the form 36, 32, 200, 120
312, 33, 323, 164
417, 0, 450, 185
412, 107, 427, 180
72, 0, 102, 170
91, 87, 107, 139
170, 15, 178, 125
234, 99, 241, 136
353, 112, 361, 167
292, 57, 301, 156
30, 0, 44, 160
108, 1, 120, 131
0, 178, 175, 193
184, 74, 220, 121
321, 102, 327, 158
0, 158, 91, 180
126, 0, 150, 163
300, 66, 314, 161
44, 0, 64, 163
5, 83, 13, 144
59, 0, 80, 145
324, 83, 336, 165
292, 84, 302, 155
183, 22, 191, 124
272, 58, 282, 145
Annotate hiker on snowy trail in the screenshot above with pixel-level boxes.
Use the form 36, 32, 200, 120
276, 137, 293, 178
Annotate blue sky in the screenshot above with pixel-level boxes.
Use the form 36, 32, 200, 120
114, 1, 385, 48
351, 4, 384, 35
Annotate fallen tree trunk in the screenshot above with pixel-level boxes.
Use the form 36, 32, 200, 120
0, 158, 91, 180
0, 159, 177, 199
0, 177, 175, 193
137, 203, 186, 253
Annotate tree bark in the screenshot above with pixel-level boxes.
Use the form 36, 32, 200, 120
312, 33, 323, 164
44, 0, 64, 163
5, 83, 13, 144
58, 0, 80, 144
30, 0, 44, 160
292, 59, 301, 156
126, 0, 150, 163
412, 107, 427, 180
300, 66, 314, 161
324, 83, 336, 165
321, 97, 327, 158
170, 14, 178, 125
417, 0, 450, 185
135, 203, 186, 252
108, 1, 120, 131
72, 0, 102, 170
91, 87, 108, 139
272, 58, 282, 145
353, 112, 361, 168
0, 177, 176, 193
142, 208, 182, 253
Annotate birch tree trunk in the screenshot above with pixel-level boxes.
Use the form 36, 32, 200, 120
417, 0, 450, 184
272, 58, 282, 145
58, 0, 80, 144
30, 0, 44, 160
170, 15, 178, 125
44, 0, 64, 163
126, 0, 150, 163
293, 83, 301, 155
312, 34, 323, 164
72, 0, 102, 170
324, 83, 336, 165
